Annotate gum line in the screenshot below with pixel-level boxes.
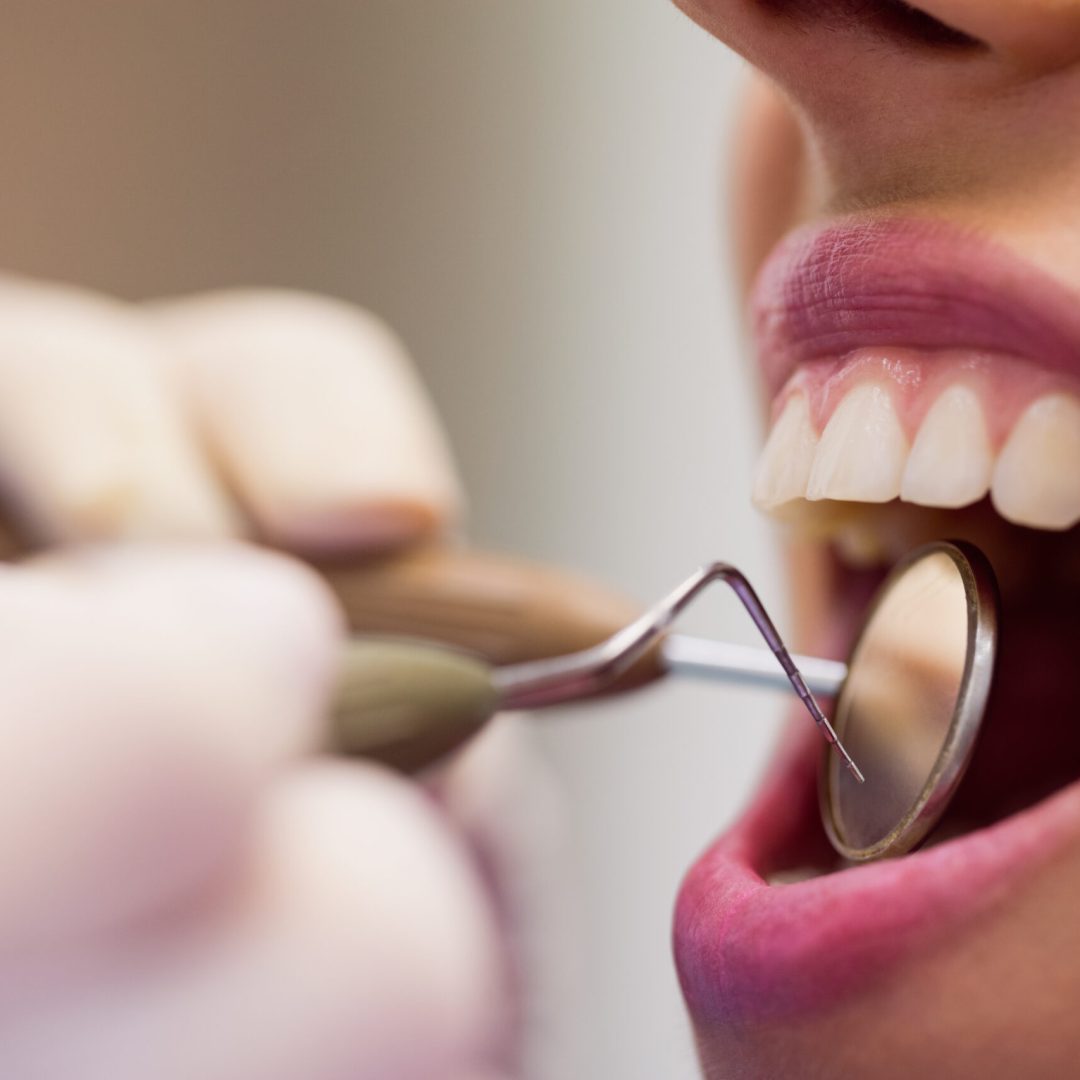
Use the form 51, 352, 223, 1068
773, 350, 1080, 449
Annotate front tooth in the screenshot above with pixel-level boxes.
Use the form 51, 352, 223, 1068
752, 394, 818, 509
901, 385, 993, 508
806, 383, 908, 503
992, 393, 1080, 530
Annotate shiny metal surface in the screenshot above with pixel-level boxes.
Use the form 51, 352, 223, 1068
821, 541, 999, 862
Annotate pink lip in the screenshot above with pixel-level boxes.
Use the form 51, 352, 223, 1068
753, 218, 1080, 398
673, 719, 1080, 1024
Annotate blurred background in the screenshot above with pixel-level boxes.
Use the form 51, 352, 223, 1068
0, 3, 785, 1076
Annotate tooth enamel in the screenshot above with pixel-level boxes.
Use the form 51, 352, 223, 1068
806, 383, 908, 503
992, 393, 1080, 530
752, 394, 818, 509
900, 385, 993, 508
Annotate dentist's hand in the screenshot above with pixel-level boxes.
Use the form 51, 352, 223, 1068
0, 280, 554, 1080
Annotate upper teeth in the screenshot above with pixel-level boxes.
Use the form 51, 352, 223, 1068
754, 382, 1080, 531
805, 383, 908, 503
992, 394, 1080, 530
901, 385, 993, 508
751, 392, 817, 509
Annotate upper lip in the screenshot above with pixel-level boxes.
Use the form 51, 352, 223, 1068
752, 217, 1080, 398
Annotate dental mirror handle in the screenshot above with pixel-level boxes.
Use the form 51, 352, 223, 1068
663, 636, 848, 698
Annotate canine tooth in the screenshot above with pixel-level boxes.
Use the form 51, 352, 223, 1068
806, 383, 908, 503
992, 394, 1080, 530
752, 394, 818, 509
901, 385, 993, 508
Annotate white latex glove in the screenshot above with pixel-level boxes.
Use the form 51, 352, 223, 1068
0, 279, 561, 1080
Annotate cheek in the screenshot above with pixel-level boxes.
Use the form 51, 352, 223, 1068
691, 837, 1080, 1077
730, 74, 811, 299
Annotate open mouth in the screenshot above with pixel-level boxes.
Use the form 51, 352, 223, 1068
674, 217, 1080, 1024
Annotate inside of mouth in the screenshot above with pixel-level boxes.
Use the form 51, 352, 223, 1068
765, 500, 1080, 881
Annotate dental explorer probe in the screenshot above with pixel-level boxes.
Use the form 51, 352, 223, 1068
329, 557, 864, 783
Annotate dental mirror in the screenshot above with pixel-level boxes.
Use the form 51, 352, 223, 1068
821, 541, 999, 862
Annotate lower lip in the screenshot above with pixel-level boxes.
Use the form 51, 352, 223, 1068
673, 712, 1080, 1024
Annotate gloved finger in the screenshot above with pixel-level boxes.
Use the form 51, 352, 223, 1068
0, 763, 509, 1080
0, 276, 237, 544
432, 716, 572, 1079
0, 543, 341, 957
149, 290, 463, 555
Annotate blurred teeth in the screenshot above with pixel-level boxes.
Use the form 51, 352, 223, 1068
753, 379, 1080, 541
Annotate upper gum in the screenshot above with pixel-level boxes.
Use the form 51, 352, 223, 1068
776, 350, 1080, 451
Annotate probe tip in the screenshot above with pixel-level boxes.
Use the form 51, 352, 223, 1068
821, 719, 866, 784
840, 748, 866, 785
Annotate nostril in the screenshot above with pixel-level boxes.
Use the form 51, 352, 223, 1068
880, 1, 982, 48
761, 0, 985, 52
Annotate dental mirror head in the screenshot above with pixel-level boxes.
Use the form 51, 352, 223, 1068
821, 540, 999, 863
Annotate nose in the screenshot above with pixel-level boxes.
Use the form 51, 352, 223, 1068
676, 0, 1080, 199
676, 1, 1080, 91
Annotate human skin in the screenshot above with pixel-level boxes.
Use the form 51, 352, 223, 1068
0, 281, 553, 1079
669, 3, 1080, 1077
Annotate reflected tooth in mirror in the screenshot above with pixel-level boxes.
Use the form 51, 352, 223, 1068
992, 393, 1080, 530
806, 383, 909, 503
752, 393, 818, 510
901, 385, 993, 508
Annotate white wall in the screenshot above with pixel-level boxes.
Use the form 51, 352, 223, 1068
0, 4, 786, 1076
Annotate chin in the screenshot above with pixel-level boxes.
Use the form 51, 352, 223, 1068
674, 215, 1080, 1078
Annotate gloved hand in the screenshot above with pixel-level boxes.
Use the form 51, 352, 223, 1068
0, 279, 559, 1080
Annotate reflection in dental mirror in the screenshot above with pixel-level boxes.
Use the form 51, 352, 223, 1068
822, 542, 999, 862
